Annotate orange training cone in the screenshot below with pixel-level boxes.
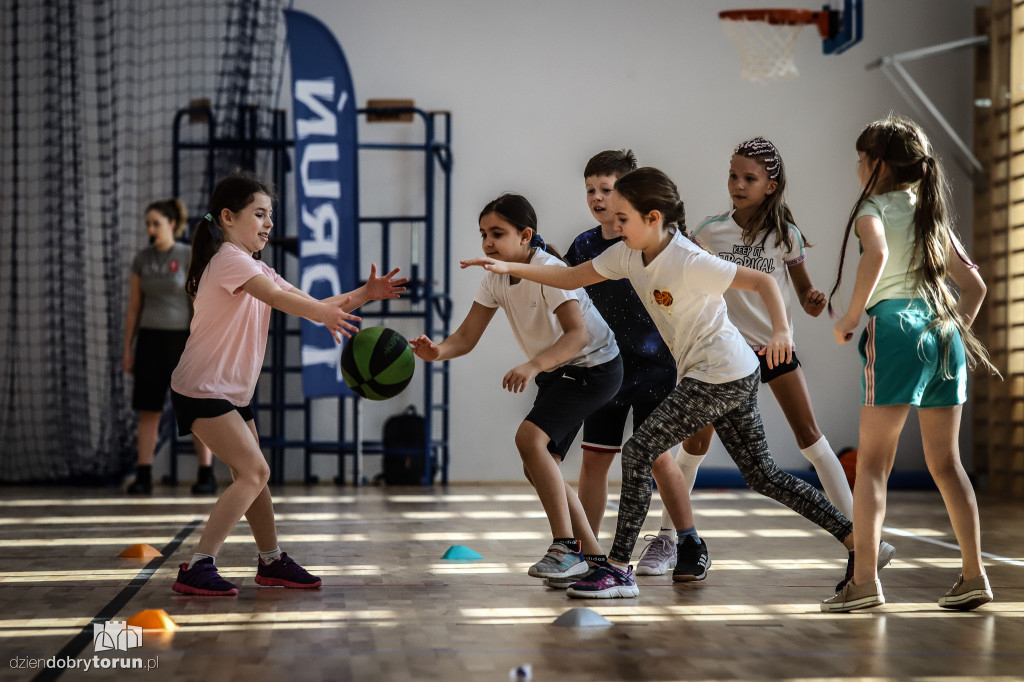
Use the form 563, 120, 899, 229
126, 609, 177, 631
117, 544, 163, 558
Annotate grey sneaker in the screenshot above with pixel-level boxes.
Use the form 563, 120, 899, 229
527, 542, 587, 579
938, 574, 992, 611
544, 564, 596, 590
635, 534, 677, 576
820, 578, 884, 612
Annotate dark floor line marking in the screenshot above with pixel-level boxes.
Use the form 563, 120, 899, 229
31, 520, 199, 682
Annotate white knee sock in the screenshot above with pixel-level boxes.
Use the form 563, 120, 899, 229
658, 448, 706, 531
800, 435, 853, 518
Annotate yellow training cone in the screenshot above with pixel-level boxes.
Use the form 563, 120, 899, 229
117, 544, 163, 558
126, 609, 177, 631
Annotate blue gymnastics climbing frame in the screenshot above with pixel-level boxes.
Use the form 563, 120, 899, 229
167, 103, 452, 486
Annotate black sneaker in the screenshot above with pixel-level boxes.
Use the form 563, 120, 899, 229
672, 536, 710, 582
835, 541, 896, 592
126, 478, 152, 494
191, 476, 217, 495
172, 557, 238, 596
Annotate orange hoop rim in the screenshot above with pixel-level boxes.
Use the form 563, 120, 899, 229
719, 8, 830, 37
720, 7, 823, 23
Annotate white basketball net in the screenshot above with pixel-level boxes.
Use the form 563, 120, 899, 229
721, 18, 807, 84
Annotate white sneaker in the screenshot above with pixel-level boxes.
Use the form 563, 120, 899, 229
635, 534, 677, 576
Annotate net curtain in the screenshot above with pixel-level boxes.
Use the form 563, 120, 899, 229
0, 0, 289, 482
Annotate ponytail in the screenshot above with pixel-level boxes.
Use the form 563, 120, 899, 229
185, 171, 276, 298
529, 230, 566, 263
185, 214, 220, 298
911, 152, 995, 377
826, 175, 880, 317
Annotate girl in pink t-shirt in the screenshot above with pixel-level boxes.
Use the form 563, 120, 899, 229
169, 172, 406, 596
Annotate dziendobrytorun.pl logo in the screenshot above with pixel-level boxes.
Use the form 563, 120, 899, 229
8, 620, 159, 672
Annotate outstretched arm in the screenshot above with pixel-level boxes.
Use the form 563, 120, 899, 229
730, 266, 792, 369
460, 257, 605, 290
788, 261, 826, 317
340, 263, 408, 311
833, 216, 886, 344
410, 302, 496, 362
290, 263, 407, 311
242, 274, 361, 342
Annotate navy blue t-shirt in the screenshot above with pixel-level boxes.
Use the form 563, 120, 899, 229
565, 226, 676, 388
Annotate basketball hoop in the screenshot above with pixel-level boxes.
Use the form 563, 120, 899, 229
719, 8, 831, 84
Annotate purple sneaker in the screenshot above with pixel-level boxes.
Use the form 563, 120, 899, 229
172, 558, 238, 596
254, 552, 322, 589
566, 563, 639, 599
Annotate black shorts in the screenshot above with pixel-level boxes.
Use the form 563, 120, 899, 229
757, 349, 801, 383
580, 362, 676, 454
132, 329, 189, 411
524, 355, 623, 459
171, 390, 255, 436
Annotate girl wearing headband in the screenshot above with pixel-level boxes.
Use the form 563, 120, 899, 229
666, 137, 895, 590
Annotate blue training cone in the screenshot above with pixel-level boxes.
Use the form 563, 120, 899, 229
442, 545, 483, 560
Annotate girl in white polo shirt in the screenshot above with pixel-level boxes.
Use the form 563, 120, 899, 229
411, 193, 622, 586
463, 168, 857, 599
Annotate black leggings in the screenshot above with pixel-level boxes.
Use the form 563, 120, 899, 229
609, 370, 853, 563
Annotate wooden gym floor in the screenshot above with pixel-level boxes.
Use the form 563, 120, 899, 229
0, 483, 1022, 681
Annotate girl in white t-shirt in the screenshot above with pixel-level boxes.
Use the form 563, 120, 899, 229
169, 172, 406, 596
674, 137, 894, 589
463, 169, 857, 599
410, 193, 623, 587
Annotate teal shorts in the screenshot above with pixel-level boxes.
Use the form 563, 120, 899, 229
858, 298, 966, 408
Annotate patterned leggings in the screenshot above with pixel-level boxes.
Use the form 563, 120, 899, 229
609, 370, 853, 563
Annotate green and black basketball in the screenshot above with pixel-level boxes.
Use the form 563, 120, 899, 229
340, 326, 415, 400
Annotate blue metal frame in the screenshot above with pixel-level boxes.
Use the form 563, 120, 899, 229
168, 104, 452, 486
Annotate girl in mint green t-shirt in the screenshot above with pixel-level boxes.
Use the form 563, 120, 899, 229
823, 115, 998, 613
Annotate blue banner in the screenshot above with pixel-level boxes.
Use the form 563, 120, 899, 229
284, 9, 359, 398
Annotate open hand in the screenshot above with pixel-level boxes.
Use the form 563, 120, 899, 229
758, 332, 793, 370
365, 263, 408, 301
460, 257, 510, 274
320, 297, 361, 342
503, 362, 539, 393
409, 334, 440, 361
